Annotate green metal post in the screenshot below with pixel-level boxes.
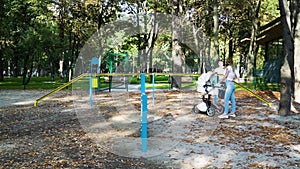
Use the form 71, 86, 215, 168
109, 53, 113, 92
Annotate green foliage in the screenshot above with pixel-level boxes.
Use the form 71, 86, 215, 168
129, 76, 139, 84
0, 0, 284, 92
127, 75, 170, 84
146, 75, 169, 83
260, 0, 280, 25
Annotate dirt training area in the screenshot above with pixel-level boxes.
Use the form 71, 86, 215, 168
1, 89, 300, 168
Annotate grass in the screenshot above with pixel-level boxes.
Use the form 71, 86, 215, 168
0, 76, 280, 91
0, 76, 66, 90
236, 81, 280, 91
146, 83, 170, 89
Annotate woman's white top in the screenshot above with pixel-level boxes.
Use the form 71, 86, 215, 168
225, 66, 236, 81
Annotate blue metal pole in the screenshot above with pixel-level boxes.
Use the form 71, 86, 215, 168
140, 73, 147, 152
89, 72, 93, 108
90, 57, 99, 107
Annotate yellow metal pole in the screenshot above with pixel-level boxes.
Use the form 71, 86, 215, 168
34, 74, 88, 106
234, 81, 271, 107
34, 72, 202, 107
94, 73, 200, 77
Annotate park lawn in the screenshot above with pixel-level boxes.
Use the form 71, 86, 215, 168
0, 76, 66, 90
146, 81, 197, 90
0, 76, 280, 91
145, 81, 280, 91
146, 83, 170, 89
235, 82, 280, 91
0, 76, 113, 90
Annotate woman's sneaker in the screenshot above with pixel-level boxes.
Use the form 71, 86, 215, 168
218, 113, 229, 119
228, 112, 236, 117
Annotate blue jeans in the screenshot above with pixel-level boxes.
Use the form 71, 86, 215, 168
224, 80, 236, 114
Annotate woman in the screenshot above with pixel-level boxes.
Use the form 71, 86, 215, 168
212, 60, 225, 111
218, 59, 237, 119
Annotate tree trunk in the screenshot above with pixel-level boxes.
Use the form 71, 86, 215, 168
192, 24, 203, 73
50, 59, 56, 81
58, 0, 66, 80
66, 30, 76, 82
136, 0, 142, 72
143, 14, 148, 72
228, 31, 233, 62
25, 63, 34, 87
12, 49, 19, 77
247, 0, 261, 81
278, 0, 294, 116
0, 51, 3, 82
293, 1, 300, 103
213, 0, 219, 68
97, 0, 104, 75
171, 0, 183, 89
22, 53, 33, 89
279, 59, 292, 116
148, 9, 158, 71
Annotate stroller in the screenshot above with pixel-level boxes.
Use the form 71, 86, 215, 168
192, 71, 225, 117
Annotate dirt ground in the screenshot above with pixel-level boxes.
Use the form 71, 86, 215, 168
1, 89, 300, 168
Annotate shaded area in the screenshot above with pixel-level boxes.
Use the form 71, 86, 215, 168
0, 99, 167, 168
1, 90, 300, 168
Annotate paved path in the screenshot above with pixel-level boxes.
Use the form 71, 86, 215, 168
0, 90, 49, 107
0, 85, 162, 108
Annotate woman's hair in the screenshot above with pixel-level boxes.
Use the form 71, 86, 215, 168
226, 59, 235, 72
225, 59, 233, 66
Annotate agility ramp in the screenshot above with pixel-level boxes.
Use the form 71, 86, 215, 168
234, 81, 271, 107
34, 74, 87, 106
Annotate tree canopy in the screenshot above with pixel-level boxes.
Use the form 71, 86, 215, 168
1, 0, 298, 112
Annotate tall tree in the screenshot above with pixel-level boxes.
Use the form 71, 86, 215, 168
294, 0, 300, 104
171, 0, 184, 89
278, 0, 300, 114
5, 0, 55, 86
134, 0, 160, 72
247, 0, 261, 80
212, 0, 219, 67
0, 0, 8, 81
278, 0, 294, 115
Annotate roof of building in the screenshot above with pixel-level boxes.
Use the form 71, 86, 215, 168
240, 17, 282, 45
256, 17, 282, 45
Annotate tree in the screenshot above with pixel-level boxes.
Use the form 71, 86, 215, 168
85, 0, 121, 74
278, 0, 299, 115
133, 0, 160, 73
192, 0, 216, 71
0, 0, 9, 81
247, 0, 261, 80
212, 0, 219, 66
294, 1, 300, 104
171, 0, 184, 89
51, 0, 121, 81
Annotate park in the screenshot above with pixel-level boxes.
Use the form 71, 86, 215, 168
1, 0, 300, 168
